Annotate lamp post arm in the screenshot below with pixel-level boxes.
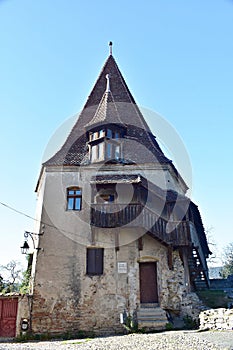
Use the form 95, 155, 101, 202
24, 231, 44, 249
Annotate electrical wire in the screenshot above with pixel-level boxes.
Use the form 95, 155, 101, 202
0, 200, 119, 244
0, 200, 75, 234
0, 201, 37, 222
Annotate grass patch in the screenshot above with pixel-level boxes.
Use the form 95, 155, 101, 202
197, 289, 229, 309
16, 330, 94, 343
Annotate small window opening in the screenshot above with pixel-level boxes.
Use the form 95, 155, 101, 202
67, 187, 82, 210
86, 248, 104, 275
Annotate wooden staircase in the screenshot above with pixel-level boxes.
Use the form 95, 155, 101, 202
137, 304, 168, 331
188, 247, 210, 290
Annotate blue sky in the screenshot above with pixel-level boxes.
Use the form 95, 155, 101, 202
0, 0, 232, 268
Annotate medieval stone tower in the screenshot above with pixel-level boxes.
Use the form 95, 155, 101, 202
29, 44, 211, 335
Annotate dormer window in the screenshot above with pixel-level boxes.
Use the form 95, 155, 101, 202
106, 143, 111, 159
106, 129, 120, 139
107, 129, 112, 138
84, 73, 126, 164
91, 142, 105, 162
88, 126, 123, 163
90, 129, 105, 142
106, 143, 120, 160
115, 145, 120, 159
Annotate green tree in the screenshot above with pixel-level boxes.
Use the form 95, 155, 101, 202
0, 274, 4, 291
0, 260, 23, 293
221, 243, 233, 278
19, 254, 33, 294
0, 257, 33, 294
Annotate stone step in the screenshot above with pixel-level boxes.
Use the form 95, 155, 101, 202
140, 303, 159, 308
138, 320, 167, 330
137, 309, 167, 319
137, 307, 168, 331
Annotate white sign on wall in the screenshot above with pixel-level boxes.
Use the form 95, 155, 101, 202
117, 262, 127, 274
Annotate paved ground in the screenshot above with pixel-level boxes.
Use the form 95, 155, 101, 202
0, 330, 233, 350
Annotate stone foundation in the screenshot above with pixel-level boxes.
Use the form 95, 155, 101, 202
199, 308, 233, 330
180, 292, 207, 323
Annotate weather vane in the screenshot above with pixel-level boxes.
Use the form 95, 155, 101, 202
109, 41, 113, 55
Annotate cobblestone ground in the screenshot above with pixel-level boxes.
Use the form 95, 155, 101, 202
0, 331, 233, 350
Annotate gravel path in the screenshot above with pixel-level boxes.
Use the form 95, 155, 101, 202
0, 331, 233, 350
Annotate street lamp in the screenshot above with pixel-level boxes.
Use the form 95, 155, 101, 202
20, 230, 44, 255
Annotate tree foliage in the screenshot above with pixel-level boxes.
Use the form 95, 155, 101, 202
0, 257, 32, 294
20, 255, 33, 294
206, 226, 221, 266
0, 274, 4, 291
221, 242, 233, 278
0, 260, 23, 293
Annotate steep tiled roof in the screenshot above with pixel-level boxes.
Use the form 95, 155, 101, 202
44, 54, 170, 166
84, 89, 124, 130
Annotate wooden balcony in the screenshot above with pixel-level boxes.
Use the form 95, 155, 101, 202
90, 203, 209, 289
90, 203, 191, 246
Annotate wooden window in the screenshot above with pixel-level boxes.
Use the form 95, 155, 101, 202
67, 187, 82, 210
93, 131, 99, 140
115, 145, 120, 159
86, 248, 104, 275
106, 143, 121, 160
106, 143, 112, 159
91, 144, 98, 161
107, 129, 112, 138
98, 142, 104, 159
91, 143, 104, 162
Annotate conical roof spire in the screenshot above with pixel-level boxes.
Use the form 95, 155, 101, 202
84, 72, 125, 130
44, 51, 170, 167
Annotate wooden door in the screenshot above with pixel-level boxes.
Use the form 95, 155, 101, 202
0, 298, 18, 337
139, 262, 158, 304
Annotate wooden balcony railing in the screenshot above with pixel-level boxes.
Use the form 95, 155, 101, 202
90, 203, 191, 246
90, 203, 209, 287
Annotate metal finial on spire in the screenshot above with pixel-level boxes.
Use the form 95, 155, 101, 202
109, 41, 113, 55
106, 74, 111, 92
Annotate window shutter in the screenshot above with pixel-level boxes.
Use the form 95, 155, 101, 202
95, 248, 104, 274
87, 248, 104, 275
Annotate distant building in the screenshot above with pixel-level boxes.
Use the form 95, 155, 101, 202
25, 45, 211, 335
209, 267, 223, 279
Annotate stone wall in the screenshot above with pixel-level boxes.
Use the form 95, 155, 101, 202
30, 228, 195, 335
199, 308, 233, 330
179, 292, 207, 325
29, 166, 195, 335
210, 274, 233, 290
